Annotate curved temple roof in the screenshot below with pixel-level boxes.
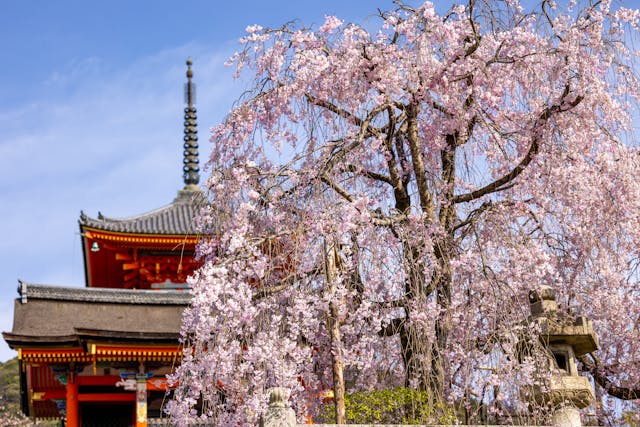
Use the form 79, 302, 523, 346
79, 187, 204, 236
3, 282, 190, 348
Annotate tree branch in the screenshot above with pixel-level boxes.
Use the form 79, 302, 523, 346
372, 212, 408, 226
320, 174, 354, 202
305, 93, 364, 128
453, 199, 520, 233
578, 353, 640, 400
453, 91, 583, 204
344, 164, 393, 185
311, 98, 388, 174
252, 283, 292, 301
406, 102, 435, 217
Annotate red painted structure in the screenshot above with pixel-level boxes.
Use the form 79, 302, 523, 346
4, 60, 203, 426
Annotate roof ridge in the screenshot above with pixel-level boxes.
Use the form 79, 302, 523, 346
18, 281, 191, 305
84, 201, 178, 223
78, 190, 205, 235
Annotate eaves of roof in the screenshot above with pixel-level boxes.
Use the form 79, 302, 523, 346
79, 187, 205, 236
17, 281, 191, 305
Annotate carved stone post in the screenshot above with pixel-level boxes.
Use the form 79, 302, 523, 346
259, 388, 296, 427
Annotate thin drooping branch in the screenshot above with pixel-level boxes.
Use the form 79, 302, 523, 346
453, 201, 495, 233
452, 199, 520, 233
378, 317, 405, 337
305, 93, 365, 128
320, 172, 409, 226
251, 267, 323, 301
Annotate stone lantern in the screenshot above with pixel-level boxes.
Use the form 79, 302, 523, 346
259, 388, 296, 427
527, 286, 599, 427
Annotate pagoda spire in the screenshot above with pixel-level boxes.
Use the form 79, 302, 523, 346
182, 58, 200, 188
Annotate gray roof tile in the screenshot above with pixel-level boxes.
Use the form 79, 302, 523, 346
4, 282, 190, 346
18, 281, 191, 305
79, 187, 205, 235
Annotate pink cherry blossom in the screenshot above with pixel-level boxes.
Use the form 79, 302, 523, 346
168, 1, 640, 425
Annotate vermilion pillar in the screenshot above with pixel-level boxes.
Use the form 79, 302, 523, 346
136, 374, 148, 427
66, 372, 79, 427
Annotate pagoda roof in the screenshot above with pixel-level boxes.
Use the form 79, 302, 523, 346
3, 282, 190, 348
79, 187, 204, 236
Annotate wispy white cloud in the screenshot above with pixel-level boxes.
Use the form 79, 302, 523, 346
0, 40, 243, 361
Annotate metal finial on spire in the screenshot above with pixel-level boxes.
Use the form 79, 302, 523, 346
183, 58, 199, 188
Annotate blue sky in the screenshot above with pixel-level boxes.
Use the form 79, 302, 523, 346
0, 0, 422, 362
3, 0, 640, 362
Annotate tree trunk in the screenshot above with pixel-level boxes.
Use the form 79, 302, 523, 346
324, 240, 346, 424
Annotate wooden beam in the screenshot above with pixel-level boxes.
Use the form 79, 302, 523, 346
31, 389, 66, 400
78, 393, 136, 402
78, 375, 121, 387
123, 262, 140, 271
115, 253, 133, 261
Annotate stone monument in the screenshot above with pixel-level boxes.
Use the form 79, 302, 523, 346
527, 286, 599, 427
259, 387, 297, 427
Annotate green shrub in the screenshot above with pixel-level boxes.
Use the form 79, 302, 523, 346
317, 387, 456, 424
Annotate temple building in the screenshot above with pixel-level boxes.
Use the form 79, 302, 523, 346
3, 60, 204, 427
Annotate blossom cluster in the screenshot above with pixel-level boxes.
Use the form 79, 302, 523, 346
168, 1, 640, 425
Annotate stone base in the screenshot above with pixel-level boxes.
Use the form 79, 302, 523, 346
552, 406, 581, 427
532, 375, 594, 409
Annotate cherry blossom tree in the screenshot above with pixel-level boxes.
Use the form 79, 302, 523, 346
167, 1, 640, 425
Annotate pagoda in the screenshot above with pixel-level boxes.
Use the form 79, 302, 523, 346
3, 60, 205, 427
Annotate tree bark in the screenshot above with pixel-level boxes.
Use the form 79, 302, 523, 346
324, 240, 347, 424
578, 354, 640, 400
